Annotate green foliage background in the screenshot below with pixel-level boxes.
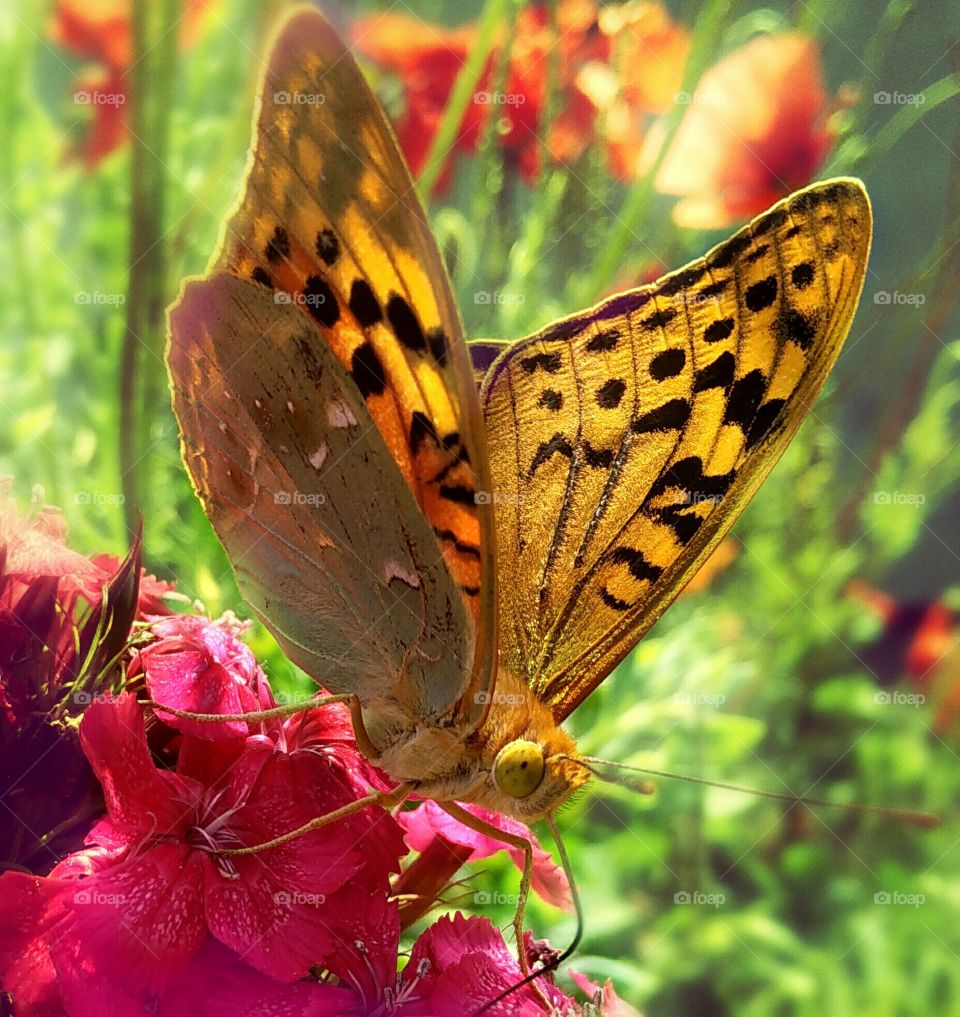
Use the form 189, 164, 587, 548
2, 0, 959, 1013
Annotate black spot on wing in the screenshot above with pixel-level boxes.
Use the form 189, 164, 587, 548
723, 370, 767, 430
351, 343, 386, 398
303, 276, 339, 328
530, 433, 574, 474
639, 307, 678, 331
632, 399, 690, 433
791, 262, 815, 289
265, 226, 289, 263
650, 456, 735, 499
609, 546, 664, 583
427, 327, 449, 366
596, 378, 627, 409
251, 266, 272, 288
656, 504, 705, 545
540, 389, 563, 411
600, 588, 630, 611
349, 279, 382, 327
699, 279, 729, 299
752, 208, 789, 235
704, 318, 734, 344
387, 294, 426, 352
649, 348, 686, 380
410, 410, 438, 452
746, 399, 786, 449
659, 265, 707, 296
745, 276, 778, 313
710, 232, 752, 270
745, 243, 769, 264
440, 484, 476, 506
521, 352, 563, 375
434, 528, 482, 560
693, 351, 735, 392
774, 307, 819, 351
584, 443, 614, 469
316, 228, 340, 266
585, 329, 620, 352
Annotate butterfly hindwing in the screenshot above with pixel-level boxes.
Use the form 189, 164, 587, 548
170, 9, 496, 723
482, 179, 872, 719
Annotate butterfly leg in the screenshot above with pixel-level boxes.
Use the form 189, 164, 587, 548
438, 803, 539, 983
218, 783, 414, 857
142, 691, 360, 725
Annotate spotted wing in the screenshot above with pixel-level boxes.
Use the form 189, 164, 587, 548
169, 9, 495, 723
482, 179, 872, 720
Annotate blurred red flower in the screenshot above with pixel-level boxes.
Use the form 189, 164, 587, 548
48, 0, 210, 166
650, 33, 838, 228
356, 0, 664, 189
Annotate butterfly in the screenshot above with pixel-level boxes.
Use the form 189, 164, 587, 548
167, 2, 870, 970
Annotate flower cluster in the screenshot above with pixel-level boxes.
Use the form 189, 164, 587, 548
0, 492, 633, 1016
355, 1, 842, 227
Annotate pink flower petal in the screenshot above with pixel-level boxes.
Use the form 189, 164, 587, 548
159, 939, 360, 1017
56, 843, 207, 997
409, 913, 574, 1016
0, 872, 68, 1017
136, 615, 269, 741
400, 801, 572, 910
79, 693, 192, 836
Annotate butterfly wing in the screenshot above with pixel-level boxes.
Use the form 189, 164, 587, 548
169, 9, 495, 724
482, 179, 871, 720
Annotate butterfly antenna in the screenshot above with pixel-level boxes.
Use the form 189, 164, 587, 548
469, 814, 584, 1017
577, 755, 939, 828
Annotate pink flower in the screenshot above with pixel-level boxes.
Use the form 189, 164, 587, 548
0, 493, 143, 872
131, 614, 274, 741
0, 693, 406, 1011
158, 913, 580, 1017
401, 799, 573, 910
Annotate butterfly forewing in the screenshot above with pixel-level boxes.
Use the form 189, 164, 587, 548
170, 274, 479, 721
482, 179, 871, 719
169, 10, 497, 722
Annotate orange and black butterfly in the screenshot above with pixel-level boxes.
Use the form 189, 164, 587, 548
167, 1, 871, 975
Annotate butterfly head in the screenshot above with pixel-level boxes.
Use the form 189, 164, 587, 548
487, 728, 590, 819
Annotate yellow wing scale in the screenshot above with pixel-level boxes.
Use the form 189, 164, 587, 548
482, 179, 871, 719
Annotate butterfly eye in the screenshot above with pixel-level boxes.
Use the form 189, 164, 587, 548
493, 740, 546, 799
